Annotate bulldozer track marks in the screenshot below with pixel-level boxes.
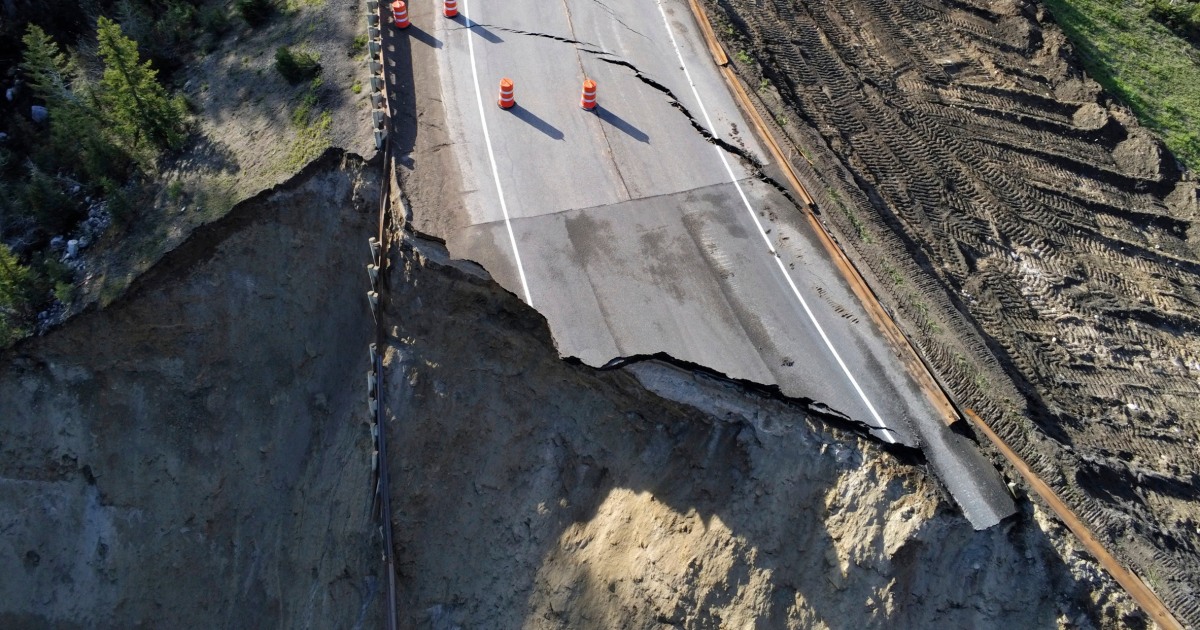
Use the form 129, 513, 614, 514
700, 0, 1200, 624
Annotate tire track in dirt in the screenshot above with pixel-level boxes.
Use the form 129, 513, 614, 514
706, 0, 1200, 623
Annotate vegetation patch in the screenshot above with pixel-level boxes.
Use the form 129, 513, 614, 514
237, 0, 277, 27
1, 18, 187, 345
285, 79, 333, 171
275, 46, 322, 84
1041, 0, 1200, 169
828, 189, 872, 243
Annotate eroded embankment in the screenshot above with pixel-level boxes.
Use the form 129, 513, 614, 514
704, 0, 1200, 620
0, 153, 381, 628
0, 149, 1151, 627
375, 229, 1140, 628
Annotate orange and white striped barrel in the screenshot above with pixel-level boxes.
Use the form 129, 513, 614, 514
391, 0, 409, 28
498, 78, 515, 109
580, 79, 597, 110
444, 0, 458, 17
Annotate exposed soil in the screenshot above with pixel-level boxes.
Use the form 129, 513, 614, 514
375, 232, 1138, 628
6, 0, 1200, 625
702, 0, 1200, 622
0, 153, 383, 628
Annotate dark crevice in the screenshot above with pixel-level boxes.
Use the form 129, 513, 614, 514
592, 351, 924, 464
463, 22, 801, 206
590, 56, 800, 205
474, 23, 604, 50
581, 0, 651, 40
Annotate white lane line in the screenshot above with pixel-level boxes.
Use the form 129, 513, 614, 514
653, 0, 894, 442
461, 0, 533, 306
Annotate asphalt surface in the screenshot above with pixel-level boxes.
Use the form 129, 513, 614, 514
386, 0, 1015, 528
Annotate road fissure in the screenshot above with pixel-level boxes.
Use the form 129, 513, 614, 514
653, 0, 896, 442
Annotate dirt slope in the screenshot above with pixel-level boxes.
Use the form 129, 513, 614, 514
704, 0, 1200, 621
374, 234, 1139, 628
0, 154, 382, 628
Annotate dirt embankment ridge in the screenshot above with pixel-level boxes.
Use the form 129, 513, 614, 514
705, 0, 1200, 621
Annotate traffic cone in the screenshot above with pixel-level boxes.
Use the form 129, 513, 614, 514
580, 79, 597, 110
498, 78, 515, 109
444, 0, 458, 17
391, 0, 409, 28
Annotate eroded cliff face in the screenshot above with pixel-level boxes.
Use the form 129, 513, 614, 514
0, 154, 383, 629
0, 157, 1136, 628
378, 234, 1140, 629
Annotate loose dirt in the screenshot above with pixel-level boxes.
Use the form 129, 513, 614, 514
702, 0, 1200, 622
375, 233, 1141, 628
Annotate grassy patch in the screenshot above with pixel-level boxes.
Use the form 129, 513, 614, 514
828, 189, 872, 243
913, 299, 942, 334
285, 78, 332, 170
275, 46, 321, 84
195, 176, 238, 220
881, 261, 905, 286
350, 33, 368, 57
1041, 0, 1200, 169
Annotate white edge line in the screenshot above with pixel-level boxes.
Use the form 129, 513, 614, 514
461, 0, 534, 306
653, 0, 895, 442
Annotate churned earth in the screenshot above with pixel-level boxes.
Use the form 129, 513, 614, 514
699, 0, 1200, 622
3, 0, 1200, 625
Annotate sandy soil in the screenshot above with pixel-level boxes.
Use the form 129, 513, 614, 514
701, 0, 1200, 622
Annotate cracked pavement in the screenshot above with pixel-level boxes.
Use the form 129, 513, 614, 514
387, 0, 1016, 528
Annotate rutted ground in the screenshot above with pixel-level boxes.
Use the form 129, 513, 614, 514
703, 0, 1200, 622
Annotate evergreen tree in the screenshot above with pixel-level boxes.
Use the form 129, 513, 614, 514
95, 16, 187, 154
0, 244, 35, 346
21, 25, 74, 106
20, 25, 130, 193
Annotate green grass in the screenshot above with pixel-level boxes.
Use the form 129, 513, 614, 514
286, 81, 331, 170
828, 188, 872, 243
1041, 0, 1200, 169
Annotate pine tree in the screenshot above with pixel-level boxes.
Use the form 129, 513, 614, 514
0, 244, 34, 346
20, 25, 73, 106
95, 16, 187, 153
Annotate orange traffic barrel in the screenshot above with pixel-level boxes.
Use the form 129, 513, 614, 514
391, 0, 409, 28
498, 78, 515, 109
580, 79, 597, 110
444, 0, 458, 17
